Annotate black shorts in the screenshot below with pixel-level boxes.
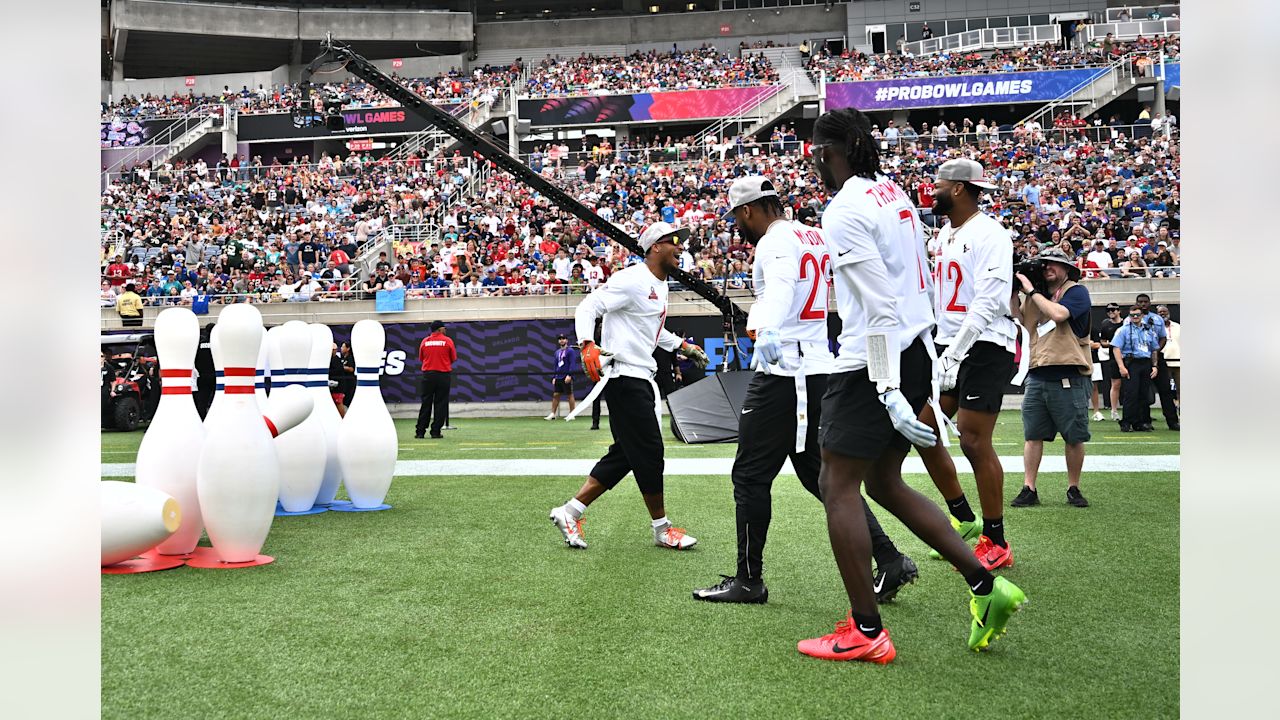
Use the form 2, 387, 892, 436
590, 377, 664, 495
553, 376, 573, 394
940, 340, 1015, 414
1101, 355, 1121, 382
820, 338, 931, 460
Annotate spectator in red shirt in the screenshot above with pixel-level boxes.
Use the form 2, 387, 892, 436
105, 255, 132, 287
415, 320, 457, 439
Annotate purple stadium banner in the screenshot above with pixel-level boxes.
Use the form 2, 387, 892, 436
825, 68, 1108, 111
329, 317, 746, 405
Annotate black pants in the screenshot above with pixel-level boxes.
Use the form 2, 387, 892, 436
121, 315, 143, 328
1120, 357, 1153, 429
733, 373, 899, 581
591, 397, 602, 428
194, 382, 215, 419
416, 371, 452, 436
590, 377, 664, 495
1153, 356, 1179, 427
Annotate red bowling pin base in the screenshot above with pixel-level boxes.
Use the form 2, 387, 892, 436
331, 503, 393, 512
275, 505, 329, 517
184, 546, 275, 569
101, 553, 187, 574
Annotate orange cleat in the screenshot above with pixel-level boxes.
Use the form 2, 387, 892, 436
974, 536, 1014, 571
797, 613, 896, 663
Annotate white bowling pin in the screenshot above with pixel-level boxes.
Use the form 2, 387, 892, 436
273, 321, 325, 512
195, 304, 280, 563
102, 481, 181, 566
135, 307, 206, 555
255, 334, 270, 413
308, 324, 344, 506
337, 320, 398, 508
264, 385, 314, 438
204, 323, 225, 427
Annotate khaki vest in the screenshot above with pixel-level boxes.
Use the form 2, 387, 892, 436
1022, 280, 1091, 375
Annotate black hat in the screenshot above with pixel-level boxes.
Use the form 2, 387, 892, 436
556, 333, 567, 340
430, 320, 446, 331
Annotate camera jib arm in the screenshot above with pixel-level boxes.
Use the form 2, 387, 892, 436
294, 35, 748, 333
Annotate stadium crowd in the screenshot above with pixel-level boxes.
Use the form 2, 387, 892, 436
102, 33, 1180, 129
806, 35, 1179, 81
101, 103, 1178, 314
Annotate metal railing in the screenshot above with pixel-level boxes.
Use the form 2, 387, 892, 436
1105, 5, 1179, 23
1086, 19, 1181, 42
101, 104, 228, 179
902, 25, 1061, 57
1017, 52, 1143, 129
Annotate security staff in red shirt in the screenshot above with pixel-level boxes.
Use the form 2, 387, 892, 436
415, 320, 457, 439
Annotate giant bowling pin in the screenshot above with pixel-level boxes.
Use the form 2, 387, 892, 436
134, 307, 205, 555
272, 321, 326, 512
195, 303, 280, 564
254, 333, 270, 413
101, 482, 181, 566
337, 320, 398, 509
204, 324, 225, 427
308, 324, 345, 506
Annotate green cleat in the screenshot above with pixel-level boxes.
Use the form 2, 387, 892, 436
968, 576, 1028, 651
929, 517, 982, 560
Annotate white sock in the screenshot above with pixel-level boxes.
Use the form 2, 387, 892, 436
651, 516, 669, 529
566, 499, 586, 519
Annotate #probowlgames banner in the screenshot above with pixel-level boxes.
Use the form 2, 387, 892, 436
825, 68, 1109, 111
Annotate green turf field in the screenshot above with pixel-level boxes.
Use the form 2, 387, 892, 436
101, 410, 1181, 462
101, 414, 1179, 719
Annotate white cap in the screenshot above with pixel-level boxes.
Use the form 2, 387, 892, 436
936, 158, 998, 190
723, 176, 779, 218
637, 222, 690, 253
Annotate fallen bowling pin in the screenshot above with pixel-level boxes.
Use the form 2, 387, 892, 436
337, 319, 397, 509
135, 307, 205, 555
195, 303, 280, 564
101, 481, 181, 566
264, 385, 313, 438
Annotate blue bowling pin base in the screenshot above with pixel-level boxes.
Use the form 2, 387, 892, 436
275, 505, 330, 517
313, 499, 353, 508
331, 503, 393, 512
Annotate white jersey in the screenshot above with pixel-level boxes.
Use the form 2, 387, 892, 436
748, 219, 836, 376
933, 211, 1019, 351
574, 262, 683, 380
822, 173, 935, 372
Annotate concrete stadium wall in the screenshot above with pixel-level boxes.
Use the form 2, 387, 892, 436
99, 278, 1178, 331
845, 0, 1105, 51
111, 0, 472, 42
103, 54, 469, 102
476, 6, 844, 51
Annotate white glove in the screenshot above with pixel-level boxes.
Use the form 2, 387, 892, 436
880, 388, 937, 448
936, 350, 963, 393
750, 329, 782, 370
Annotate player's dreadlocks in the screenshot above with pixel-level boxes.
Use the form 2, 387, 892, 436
813, 108, 882, 182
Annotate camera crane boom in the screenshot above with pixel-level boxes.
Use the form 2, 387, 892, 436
294, 36, 749, 337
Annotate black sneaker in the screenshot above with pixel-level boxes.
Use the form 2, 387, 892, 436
414, 433, 425, 439
1066, 486, 1090, 507
692, 575, 768, 604
1011, 486, 1040, 507
874, 554, 918, 604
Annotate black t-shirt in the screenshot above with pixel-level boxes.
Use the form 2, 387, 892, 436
299, 242, 319, 264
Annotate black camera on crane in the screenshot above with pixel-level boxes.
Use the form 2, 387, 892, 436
291, 89, 348, 131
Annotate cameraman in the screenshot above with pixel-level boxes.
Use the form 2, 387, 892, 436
1010, 248, 1093, 509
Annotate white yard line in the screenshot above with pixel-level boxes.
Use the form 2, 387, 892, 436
103, 455, 1180, 478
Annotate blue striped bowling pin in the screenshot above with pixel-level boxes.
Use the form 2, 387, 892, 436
271, 321, 326, 512
308, 324, 344, 506
337, 320, 397, 508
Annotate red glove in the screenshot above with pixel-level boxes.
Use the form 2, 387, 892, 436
581, 341, 604, 382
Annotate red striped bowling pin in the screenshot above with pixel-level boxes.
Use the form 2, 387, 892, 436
272, 321, 326, 512
308, 324, 344, 506
196, 304, 280, 563
263, 385, 314, 438
337, 320, 397, 508
135, 307, 205, 555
